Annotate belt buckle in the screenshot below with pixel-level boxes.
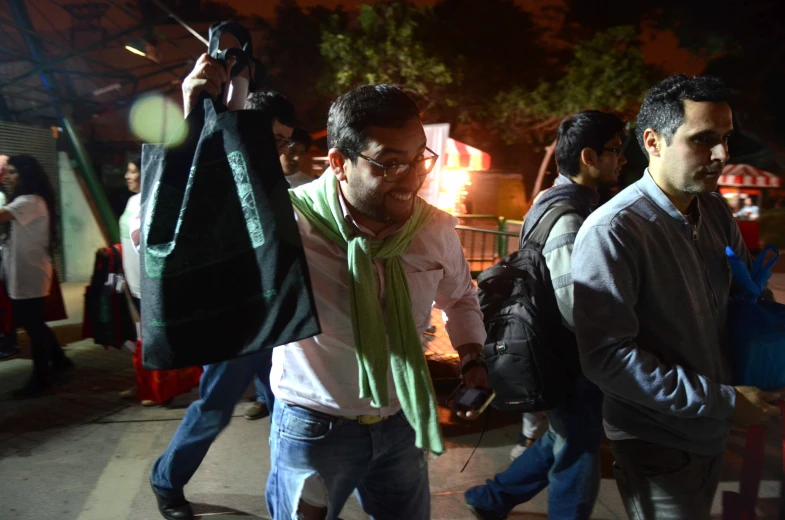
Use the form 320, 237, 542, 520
357, 415, 383, 425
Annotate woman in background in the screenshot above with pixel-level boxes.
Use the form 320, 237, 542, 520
119, 154, 201, 406
0, 155, 72, 397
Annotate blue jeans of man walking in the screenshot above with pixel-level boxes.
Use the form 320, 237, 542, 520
465, 376, 604, 519
266, 403, 430, 520
150, 348, 274, 498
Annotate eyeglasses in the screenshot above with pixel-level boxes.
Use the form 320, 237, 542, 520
356, 147, 440, 183
602, 146, 623, 156
275, 135, 293, 152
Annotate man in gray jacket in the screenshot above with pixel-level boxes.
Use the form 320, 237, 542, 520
572, 74, 783, 519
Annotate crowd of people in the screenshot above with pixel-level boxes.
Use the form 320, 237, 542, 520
1, 51, 782, 520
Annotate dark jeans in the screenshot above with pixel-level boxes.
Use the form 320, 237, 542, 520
465, 376, 604, 519
12, 297, 65, 383
610, 439, 724, 520
150, 348, 275, 497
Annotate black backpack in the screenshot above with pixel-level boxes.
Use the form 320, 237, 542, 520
477, 205, 581, 412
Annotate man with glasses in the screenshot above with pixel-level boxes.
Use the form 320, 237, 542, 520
278, 128, 315, 189
268, 84, 488, 519
149, 60, 298, 520
465, 111, 626, 520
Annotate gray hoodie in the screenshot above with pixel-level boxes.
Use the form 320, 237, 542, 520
572, 170, 749, 455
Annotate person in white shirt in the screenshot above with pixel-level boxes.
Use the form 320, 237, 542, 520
280, 128, 314, 188
119, 154, 172, 407
272, 84, 489, 520
0, 155, 72, 397
120, 155, 142, 303
734, 196, 760, 220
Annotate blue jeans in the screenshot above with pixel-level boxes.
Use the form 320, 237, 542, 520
150, 348, 274, 497
465, 377, 604, 519
266, 403, 430, 520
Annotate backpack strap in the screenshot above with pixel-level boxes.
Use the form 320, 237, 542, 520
519, 205, 579, 248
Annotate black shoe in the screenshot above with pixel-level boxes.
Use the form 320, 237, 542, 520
467, 505, 507, 520
150, 481, 194, 520
11, 380, 53, 399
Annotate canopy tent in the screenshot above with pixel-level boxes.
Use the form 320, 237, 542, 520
719, 164, 782, 188
443, 138, 492, 171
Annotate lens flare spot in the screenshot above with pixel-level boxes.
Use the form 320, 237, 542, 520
129, 94, 187, 147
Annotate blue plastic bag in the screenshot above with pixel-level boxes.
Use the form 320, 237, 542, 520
727, 245, 785, 390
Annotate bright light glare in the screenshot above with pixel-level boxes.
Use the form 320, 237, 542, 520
436, 169, 470, 215
129, 94, 187, 147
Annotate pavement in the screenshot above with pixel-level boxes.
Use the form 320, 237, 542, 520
1, 277, 784, 520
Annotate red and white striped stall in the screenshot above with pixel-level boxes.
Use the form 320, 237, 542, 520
443, 138, 492, 171
719, 164, 782, 188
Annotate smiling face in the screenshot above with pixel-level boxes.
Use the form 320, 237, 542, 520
332, 117, 427, 228
125, 162, 141, 193
647, 100, 733, 199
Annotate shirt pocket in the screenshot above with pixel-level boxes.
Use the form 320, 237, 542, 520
405, 269, 444, 330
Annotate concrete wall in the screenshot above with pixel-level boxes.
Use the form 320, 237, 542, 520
58, 152, 107, 283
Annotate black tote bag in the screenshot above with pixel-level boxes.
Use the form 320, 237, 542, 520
139, 98, 320, 369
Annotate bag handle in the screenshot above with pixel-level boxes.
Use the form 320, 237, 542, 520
207, 21, 265, 92
727, 245, 780, 301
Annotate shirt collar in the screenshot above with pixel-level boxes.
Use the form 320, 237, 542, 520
639, 168, 701, 224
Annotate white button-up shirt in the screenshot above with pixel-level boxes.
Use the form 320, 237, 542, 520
270, 191, 486, 417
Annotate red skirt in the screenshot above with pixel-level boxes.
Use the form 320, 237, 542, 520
132, 341, 202, 403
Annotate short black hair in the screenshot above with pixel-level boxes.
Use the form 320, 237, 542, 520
290, 128, 312, 149
636, 74, 730, 156
244, 90, 297, 128
326, 84, 420, 161
555, 111, 625, 177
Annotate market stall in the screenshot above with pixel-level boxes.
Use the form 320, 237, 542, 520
718, 163, 783, 251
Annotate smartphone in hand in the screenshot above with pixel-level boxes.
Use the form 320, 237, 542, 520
448, 384, 495, 416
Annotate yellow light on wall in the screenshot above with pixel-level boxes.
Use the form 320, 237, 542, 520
436, 168, 471, 215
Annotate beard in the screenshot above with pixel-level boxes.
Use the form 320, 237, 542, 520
344, 176, 393, 223
344, 176, 419, 224
681, 164, 723, 194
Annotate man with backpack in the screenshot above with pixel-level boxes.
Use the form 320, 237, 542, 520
465, 111, 627, 520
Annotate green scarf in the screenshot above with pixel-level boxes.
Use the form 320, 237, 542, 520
289, 171, 445, 455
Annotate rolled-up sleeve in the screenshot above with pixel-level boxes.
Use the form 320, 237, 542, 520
572, 222, 736, 421
433, 227, 486, 348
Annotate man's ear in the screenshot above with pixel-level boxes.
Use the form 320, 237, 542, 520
580, 147, 598, 169
328, 148, 348, 181
643, 129, 661, 158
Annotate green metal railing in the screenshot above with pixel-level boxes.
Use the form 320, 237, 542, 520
455, 214, 524, 277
